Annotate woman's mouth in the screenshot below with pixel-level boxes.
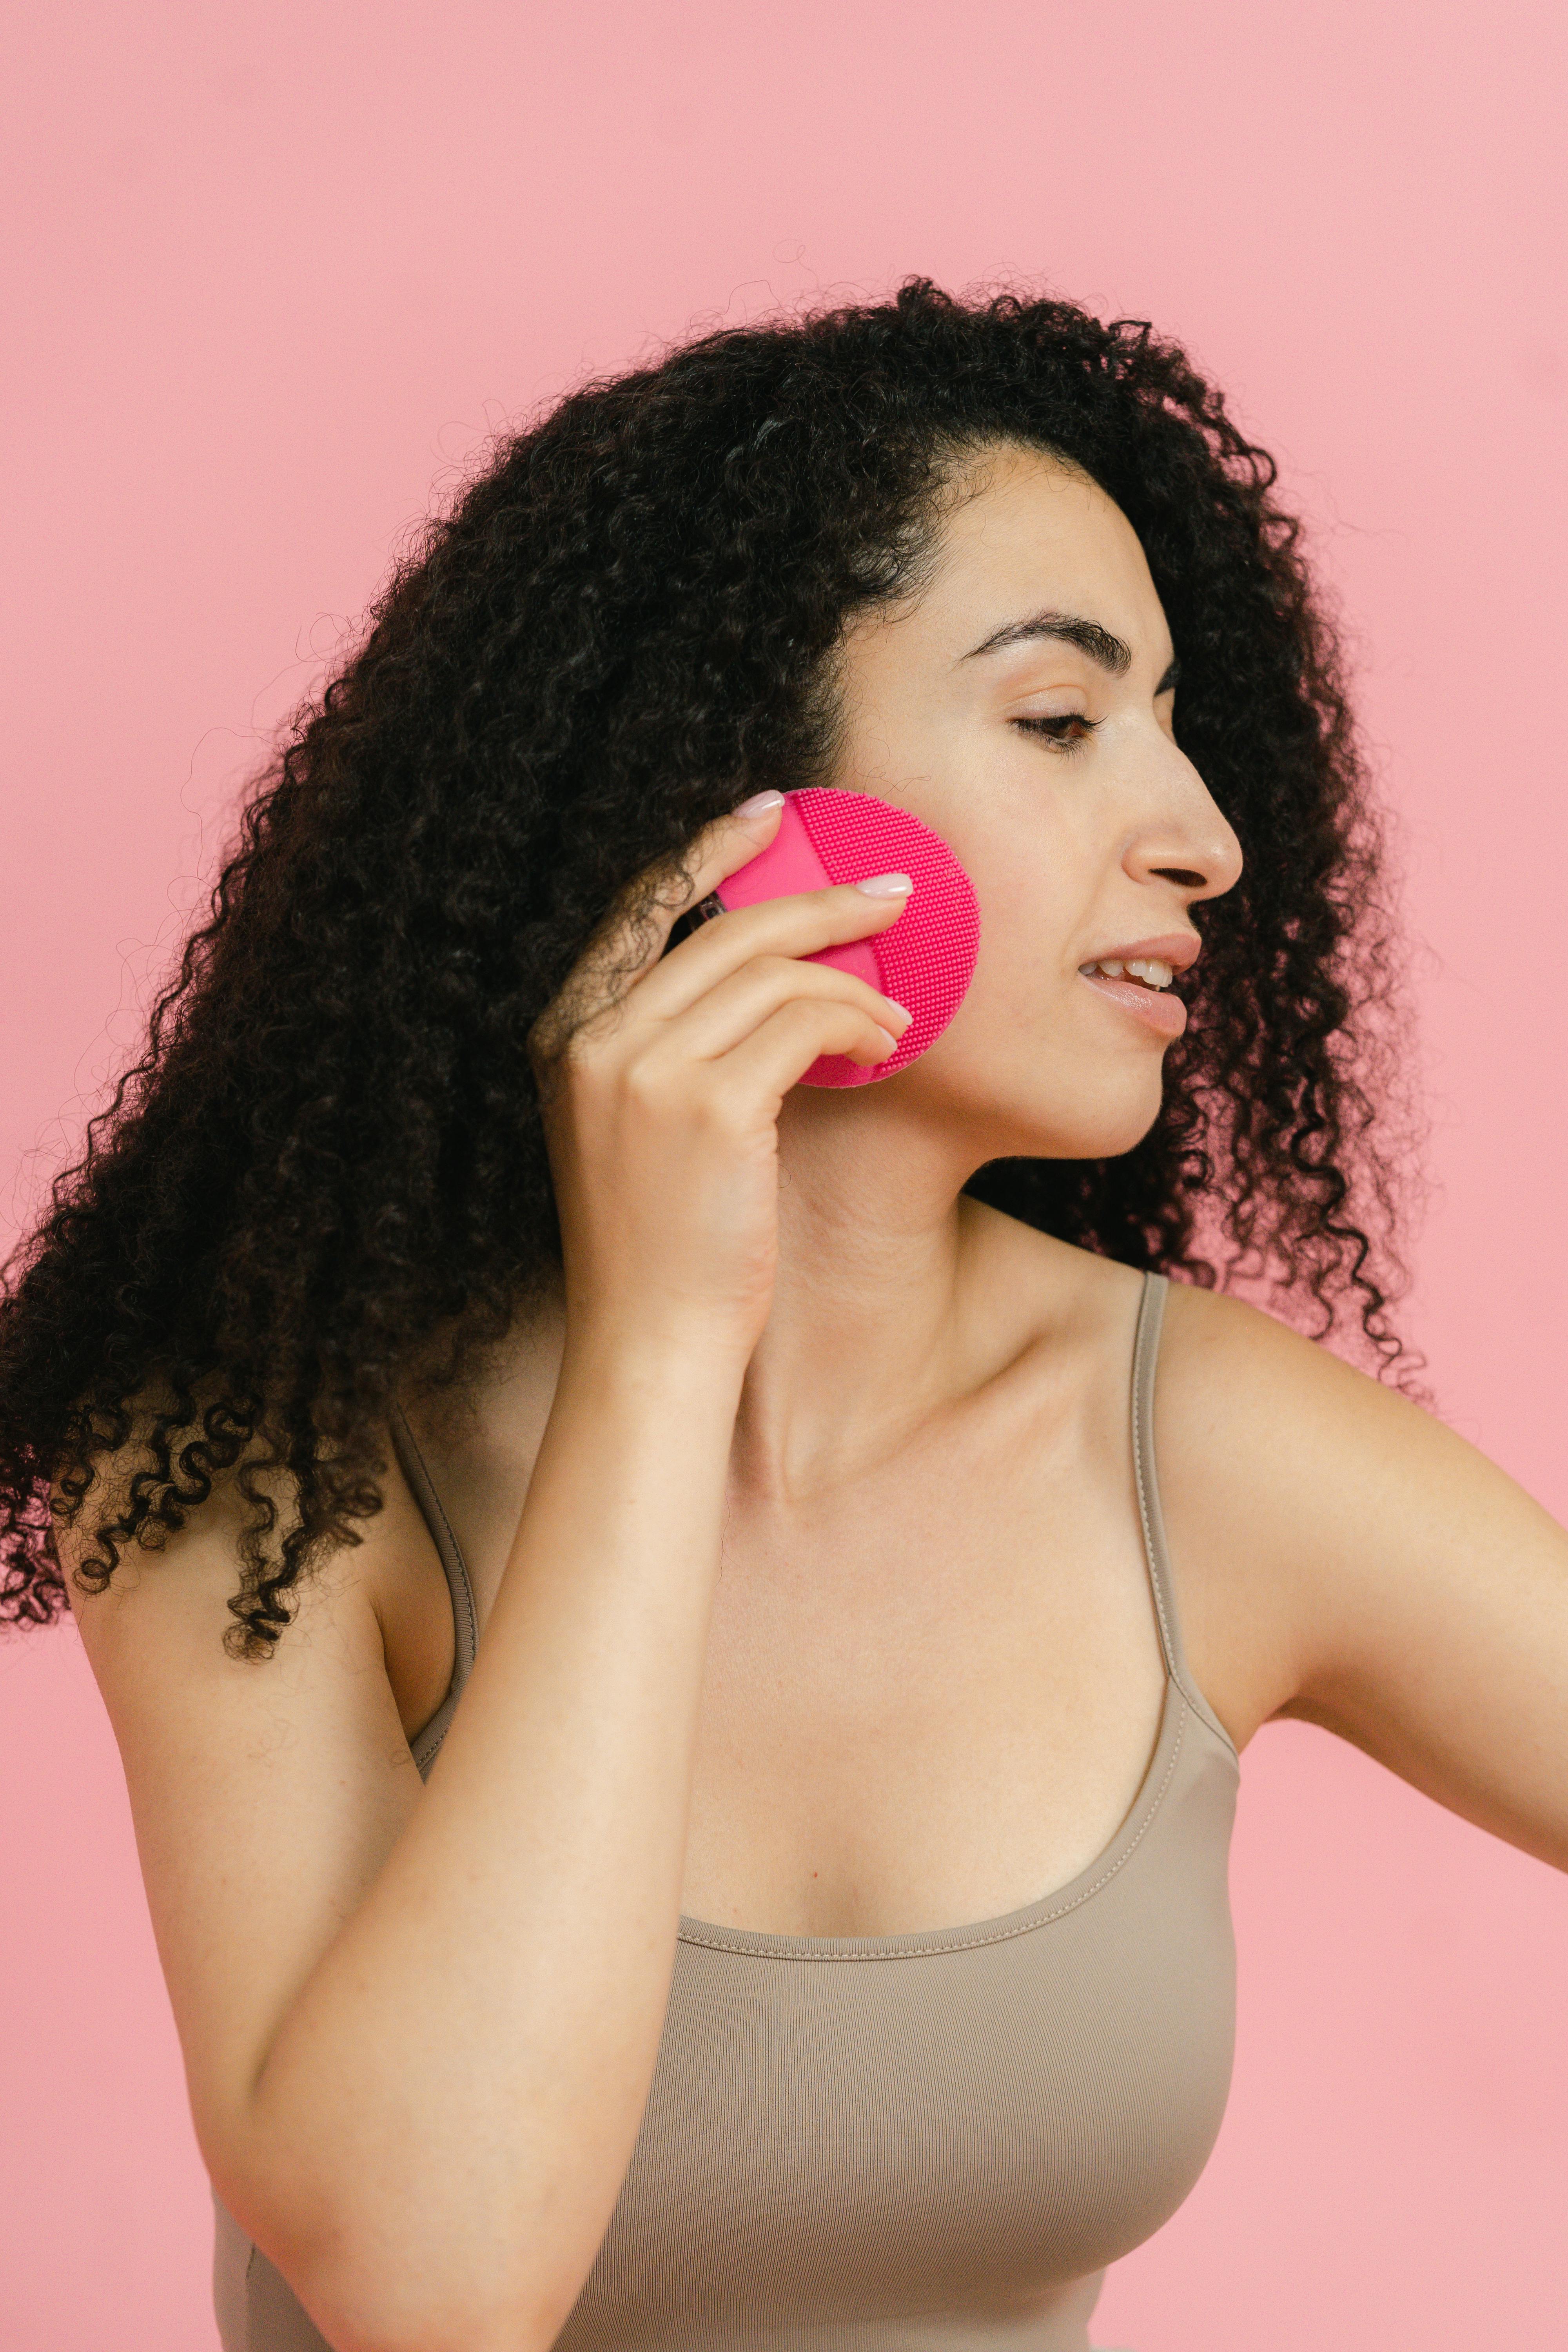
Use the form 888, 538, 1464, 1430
1077, 956, 1187, 1038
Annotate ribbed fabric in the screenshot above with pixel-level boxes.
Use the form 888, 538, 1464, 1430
212, 1271, 1239, 2352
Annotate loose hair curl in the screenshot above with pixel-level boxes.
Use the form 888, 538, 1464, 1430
0, 278, 1418, 1658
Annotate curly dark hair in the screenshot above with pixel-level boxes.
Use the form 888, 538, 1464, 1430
0, 277, 1420, 1659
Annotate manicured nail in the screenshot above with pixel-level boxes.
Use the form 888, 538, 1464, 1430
853, 871, 913, 897
734, 789, 784, 819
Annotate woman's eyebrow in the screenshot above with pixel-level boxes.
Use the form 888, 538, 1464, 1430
959, 609, 1133, 673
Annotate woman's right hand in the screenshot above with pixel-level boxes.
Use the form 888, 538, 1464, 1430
528, 791, 915, 1363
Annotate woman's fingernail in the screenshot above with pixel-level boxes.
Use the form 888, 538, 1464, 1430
853, 871, 914, 897
734, 789, 784, 820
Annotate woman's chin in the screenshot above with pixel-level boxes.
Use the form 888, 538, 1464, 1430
894, 1037, 1166, 1162
1028, 1118, 1161, 1163
993, 1068, 1166, 1164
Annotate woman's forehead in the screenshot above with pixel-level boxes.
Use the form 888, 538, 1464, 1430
848, 450, 1164, 675
937, 449, 1147, 595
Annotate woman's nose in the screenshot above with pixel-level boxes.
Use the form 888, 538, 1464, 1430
1128, 759, 1243, 902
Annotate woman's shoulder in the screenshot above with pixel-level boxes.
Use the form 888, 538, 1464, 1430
56, 1386, 456, 1757
1155, 1275, 1428, 1458
1151, 1280, 1473, 1747
1156, 1282, 1568, 1861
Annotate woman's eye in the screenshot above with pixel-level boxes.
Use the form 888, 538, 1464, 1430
1013, 713, 1102, 752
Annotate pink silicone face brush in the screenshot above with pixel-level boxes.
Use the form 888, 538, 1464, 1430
712, 788, 982, 1088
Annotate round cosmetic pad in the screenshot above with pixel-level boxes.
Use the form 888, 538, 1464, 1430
713, 788, 981, 1087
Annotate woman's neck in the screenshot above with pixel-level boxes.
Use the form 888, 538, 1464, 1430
728, 1100, 1060, 1504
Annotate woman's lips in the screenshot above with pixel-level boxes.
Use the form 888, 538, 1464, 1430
1079, 967, 1187, 1038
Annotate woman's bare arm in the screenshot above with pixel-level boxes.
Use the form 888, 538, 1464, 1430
1156, 1283, 1568, 1872
249, 1328, 743, 2348
69, 797, 915, 2352
73, 1345, 740, 2352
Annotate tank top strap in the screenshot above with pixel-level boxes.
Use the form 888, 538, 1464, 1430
389, 1398, 479, 1775
1130, 1271, 1236, 1756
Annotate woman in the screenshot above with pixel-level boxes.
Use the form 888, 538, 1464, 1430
2, 280, 1563, 2352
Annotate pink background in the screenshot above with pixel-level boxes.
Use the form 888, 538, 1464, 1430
4, 4, 1566, 2346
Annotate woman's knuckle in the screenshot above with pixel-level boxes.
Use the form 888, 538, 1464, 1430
619, 1051, 666, 1109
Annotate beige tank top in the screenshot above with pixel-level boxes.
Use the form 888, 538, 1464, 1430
212, 1269, 1240, 2352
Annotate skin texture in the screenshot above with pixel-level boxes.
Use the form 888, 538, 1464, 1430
66, 449, 1568, 2352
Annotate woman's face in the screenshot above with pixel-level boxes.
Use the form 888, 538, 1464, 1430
827, 442, 1244, 1162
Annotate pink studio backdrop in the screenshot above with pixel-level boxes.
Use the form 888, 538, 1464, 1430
3, 4, 1566, 2347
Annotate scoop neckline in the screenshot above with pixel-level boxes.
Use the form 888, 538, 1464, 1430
674, 1671, 1225, 1962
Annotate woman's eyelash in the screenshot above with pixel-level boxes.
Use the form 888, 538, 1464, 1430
1013, 713, 1102, 751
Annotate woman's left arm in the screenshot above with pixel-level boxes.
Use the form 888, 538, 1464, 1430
1156, 1283, 1568, 1873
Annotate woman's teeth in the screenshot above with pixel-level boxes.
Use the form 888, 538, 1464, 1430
1080, 957, 1174, 989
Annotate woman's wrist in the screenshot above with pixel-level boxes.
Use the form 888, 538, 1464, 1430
556, 1302, 755, 1409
